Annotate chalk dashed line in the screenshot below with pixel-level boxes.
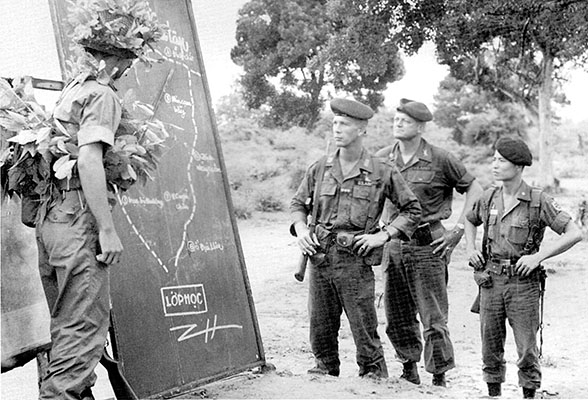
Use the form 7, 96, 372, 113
119, 48, 201, 273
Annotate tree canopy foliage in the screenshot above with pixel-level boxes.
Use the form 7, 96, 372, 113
338, 0, 588, 186
231, 0, 404, 129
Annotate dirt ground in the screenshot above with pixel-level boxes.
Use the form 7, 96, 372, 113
2, 183, 587, 400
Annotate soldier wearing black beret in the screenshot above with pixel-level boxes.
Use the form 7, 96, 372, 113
465, 137, 582, 398
375, 98, 483, 387
290, 98, 422, 379
495, 136, 533, 166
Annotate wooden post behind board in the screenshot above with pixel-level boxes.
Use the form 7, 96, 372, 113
48, 1, 265, 397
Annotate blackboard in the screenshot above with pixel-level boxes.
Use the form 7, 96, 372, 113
48, 1, 265, 398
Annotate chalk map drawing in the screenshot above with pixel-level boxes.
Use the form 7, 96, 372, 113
114, 22, 244, 342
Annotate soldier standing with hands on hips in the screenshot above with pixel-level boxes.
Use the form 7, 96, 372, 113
375, 99, 483, 387
464, 137, 582, 399
290, 98, 421, 379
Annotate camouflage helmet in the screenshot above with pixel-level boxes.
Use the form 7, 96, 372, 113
68, 0, 167, 61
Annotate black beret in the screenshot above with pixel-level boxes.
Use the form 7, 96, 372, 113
330, 98, 374, 120
396, 98, 433, 122
495, 137, 533, 166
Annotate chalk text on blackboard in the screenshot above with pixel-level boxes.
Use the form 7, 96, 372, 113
120, 194, 164, 209
191, 149, 221, 175
170, 314, 244, 343
161, 284, 208, 317
164, 92, 191, 119
187, 239, 224, 253
161, 21, 195, 62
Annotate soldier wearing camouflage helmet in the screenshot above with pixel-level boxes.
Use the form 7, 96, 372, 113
36, 1, 165, 398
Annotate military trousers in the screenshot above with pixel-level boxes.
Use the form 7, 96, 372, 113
383, 239, 455, 374
308, 245, 388, 377
36, 191, 111, 400
480, 273, 541, 389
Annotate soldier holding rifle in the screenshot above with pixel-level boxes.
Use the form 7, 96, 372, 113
290, 98, 421, 379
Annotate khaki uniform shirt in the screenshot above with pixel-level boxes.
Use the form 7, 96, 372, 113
53, 72, 121, 148
290, 148, 421, 239
377, 138, 474, 224
466, 180, 571, 259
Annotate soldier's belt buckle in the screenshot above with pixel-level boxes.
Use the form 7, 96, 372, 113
497, 259, 515, 276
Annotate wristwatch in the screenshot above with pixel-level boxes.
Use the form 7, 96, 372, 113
456, 223, 465, 230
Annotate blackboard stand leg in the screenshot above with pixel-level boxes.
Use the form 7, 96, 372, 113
100, 313, 138, 400
259, 362, 277, 373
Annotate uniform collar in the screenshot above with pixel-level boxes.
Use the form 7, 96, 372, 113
515, 180, 532, 202
328, 148, 373, 181
391, 138, 433, 166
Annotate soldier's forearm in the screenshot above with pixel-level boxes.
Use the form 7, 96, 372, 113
78, 143, 116, 232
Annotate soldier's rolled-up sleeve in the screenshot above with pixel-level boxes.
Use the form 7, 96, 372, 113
77, 84, 122, 148
385, 165, 421, 239
289, 162, 315, 236
466, 197, 484, 227
540, 193, 572, 234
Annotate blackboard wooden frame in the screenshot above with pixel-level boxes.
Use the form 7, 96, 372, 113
47, 0, 266, 398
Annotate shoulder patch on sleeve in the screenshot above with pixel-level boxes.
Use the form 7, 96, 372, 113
550, 198, 562, 212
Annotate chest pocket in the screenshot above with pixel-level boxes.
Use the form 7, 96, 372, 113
507, 218, 530, 245
318, 180, 337, 224
405, 169, 435, 184
350, 185, 372, 227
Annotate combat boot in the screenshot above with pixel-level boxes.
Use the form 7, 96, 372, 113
487, 382, 501, 397
432, 372, 446, 387
307, 364, 340, 377
400, 361, 420, 384
522, 388, 536, 399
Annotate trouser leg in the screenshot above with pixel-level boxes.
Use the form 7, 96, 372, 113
308, 262, 342, 374
480, 278, 507, 384
383, 240, 422, 364
37, 212, 110, 400
506, 278, 541, 390
335, 253, 387, 377
411, 245, 455, 374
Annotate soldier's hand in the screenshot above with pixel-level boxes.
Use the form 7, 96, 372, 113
97, 228, 123, 265
432, 226, 464, 258
515, 254, 541, 277
297, 231, 320, 256
353, 232, 387, 257
467, 248, 485, 270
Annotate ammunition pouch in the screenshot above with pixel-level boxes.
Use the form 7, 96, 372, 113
335, 232, 356, 250
334, 230, 383, 266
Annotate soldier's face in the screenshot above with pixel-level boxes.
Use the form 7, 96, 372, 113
492, 151, 523, 181
332, 116, 364, 148
393, 112, 422, 141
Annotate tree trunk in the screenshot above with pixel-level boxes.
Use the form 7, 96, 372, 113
538, 52, 554, 189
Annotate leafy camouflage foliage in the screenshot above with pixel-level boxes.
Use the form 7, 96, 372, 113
0, 76, 168, 225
